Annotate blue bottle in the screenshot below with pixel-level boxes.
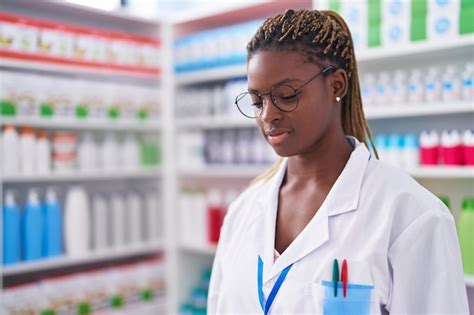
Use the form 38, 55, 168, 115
42, 188, 63, 258
22, 189, 43, 261
2, 190, 21, 265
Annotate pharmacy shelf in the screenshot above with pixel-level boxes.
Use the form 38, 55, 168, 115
2, 241, 164, 277
176, 102, 474, 129
0, 51, 161, 80
1, 117, 161, 132
174, 35, 474, 86
3, 168, 162, 183
175, 64, 247, 85
357, 35, 474, 63
180, 242, 217, 256
179, 166, 474, 179
364, 102, 474, 119
466, 275, 474, 287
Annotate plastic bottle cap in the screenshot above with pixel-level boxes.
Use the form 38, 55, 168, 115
37, 130, 47, 139
3, 124, 16, 132
21, 127, 35, 135
4, 190, 16, 206
27, 190, 40, 205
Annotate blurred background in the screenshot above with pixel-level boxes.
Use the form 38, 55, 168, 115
0, 0, 473, 314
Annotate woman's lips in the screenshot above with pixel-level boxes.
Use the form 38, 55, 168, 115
266, 129, 292, 145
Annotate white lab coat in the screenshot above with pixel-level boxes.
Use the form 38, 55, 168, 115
208, 136, 469, 314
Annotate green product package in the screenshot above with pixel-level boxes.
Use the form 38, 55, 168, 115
0, 100, 16, 116
40, 309, 56, 315
328, 0, 340, 13
77, 302, 91, 315
368, 0, 381, 47
75, 104, 89, 118
40, 102, 54, 117
458, 198, 474, 275
110, 295, 124, 309
460, 7, 474, 34
410, 0, 427, 41
108, 106, 120, 119
140, 289, 155, 301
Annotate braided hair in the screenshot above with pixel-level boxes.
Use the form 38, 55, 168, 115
247, 9, 378, 185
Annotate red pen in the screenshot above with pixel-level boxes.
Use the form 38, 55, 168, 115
341, 259, 348, 297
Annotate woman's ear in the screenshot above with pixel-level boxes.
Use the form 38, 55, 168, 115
330, 68, 349, 102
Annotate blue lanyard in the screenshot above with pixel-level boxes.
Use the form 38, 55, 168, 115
257, 256, 294, 315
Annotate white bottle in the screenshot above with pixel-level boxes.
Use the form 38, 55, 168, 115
408, 69, 424, 103
361, 73, 376, 107
126, 192, 142, 247
461, 62, 474, 102
424, 66, 442, 103
92, 194, 108, 252
391, 70, 408, 104
401, 134, 419, 170
20, 127, 36, 175
78, 132, 98, 172
35, 130, 51, 175
100, 133, 119, 171
121, 134, 140, 170
145, 191, 161, 242
110, 193, 126, 249
64, 186, 90, 258
376, 72, 392, 105
442, 65, 461, 102
2, 125, 20, 175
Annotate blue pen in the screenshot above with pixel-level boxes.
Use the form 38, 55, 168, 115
332, 259, 339, 297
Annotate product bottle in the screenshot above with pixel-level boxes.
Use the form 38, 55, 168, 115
458, 198, 474, 275
101, 133, 119, 171
207, 189, 225, 245
20, 127, 36, 175
361, 73, 376, 106
126, 192, 142, 246
78, 132, 98, 172
64, 186, 90, 258
145, 191, 161, 242
424, 66, 442, 102
462, 129, 474, 166
36, 130, 51, 175
391, 70, 408, 104
440, 129, 463, 165
92, 194, 108, 252
42, 188, 62, 258
442, 65, 461, 102
2, 125, 20, 175
408, 69, 424, 103
111, 193, 126, 249
23, 189, 43, 261
402, 134, 419, 170
419, 130, 440, 165
121, 134, 140, 170
376, 72, 392, 105
374, 134, 388, 161
2, 190, 21, 265
386, 133, 403, 168
461, 62, 474, 101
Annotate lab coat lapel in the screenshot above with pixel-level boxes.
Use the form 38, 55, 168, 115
255, 159, 288, 283
263, 137, 371, 282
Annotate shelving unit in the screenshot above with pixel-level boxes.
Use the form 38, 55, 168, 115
0, 1, 168, 314
2, 241, 164, 277
180, 242, 217, 256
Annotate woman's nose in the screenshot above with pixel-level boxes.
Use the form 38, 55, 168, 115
259, 95, 282, 123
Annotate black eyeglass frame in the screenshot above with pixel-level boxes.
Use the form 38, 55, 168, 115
235, 65, 337, 119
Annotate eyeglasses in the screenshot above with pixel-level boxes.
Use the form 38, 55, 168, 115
235, 65, 337, 119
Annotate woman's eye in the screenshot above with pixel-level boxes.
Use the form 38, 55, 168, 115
281, 93, 298, 101
252, 102, 263, 108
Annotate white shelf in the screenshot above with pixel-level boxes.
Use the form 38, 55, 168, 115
180, 242, 217, 255
466, 275, 474, 287
0, 117, 161, 132
3, 168, 162, 183
179, 166, 474, 179
357, 35, 474, 62
0, 57, 161, 80
365, 102, 474, 119
2, 241, 164, 277
174, 36, 473, 85
175, 64, 247, 85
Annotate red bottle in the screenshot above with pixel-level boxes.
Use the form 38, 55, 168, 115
207, 189, 225, 245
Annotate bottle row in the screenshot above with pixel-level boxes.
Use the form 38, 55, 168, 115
1, 71, 161, 121
320, 0, 473, 49
1, 260, 166, 315
177, 129, 276, 171
362, 63, 474, 106
375, 129, 474, 169
174, 20, 262, 73
1, 126, 161, 176
3, 186, 162, 266
180, 187, 239, 247
179, 268, 211, 315
0, 12, 161, 69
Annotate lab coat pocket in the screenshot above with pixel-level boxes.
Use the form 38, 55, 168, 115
320, 280, 373, 315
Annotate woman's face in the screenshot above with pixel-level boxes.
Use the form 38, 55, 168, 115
247, 50, 340, 157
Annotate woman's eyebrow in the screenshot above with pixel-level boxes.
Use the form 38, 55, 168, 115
248, 78, 301, 93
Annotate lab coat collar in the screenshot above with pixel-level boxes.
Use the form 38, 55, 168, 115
256, 136, 371, 283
